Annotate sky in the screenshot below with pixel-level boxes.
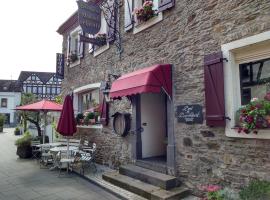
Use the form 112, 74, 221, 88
0, 0, 78, 80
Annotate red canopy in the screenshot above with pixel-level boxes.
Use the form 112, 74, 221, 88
15, 99, 62, 112
110, 64, 172, 99
57, 95, 77, 136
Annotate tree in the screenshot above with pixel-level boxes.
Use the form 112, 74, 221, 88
19, 93, 42, 136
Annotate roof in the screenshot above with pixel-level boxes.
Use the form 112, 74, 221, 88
0, 80, 22, 92
57, 11, 78, 35
18, 71, 59, 84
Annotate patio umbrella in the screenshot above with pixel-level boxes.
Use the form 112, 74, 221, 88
15, 99, 62, 144
56, 95, 77, 158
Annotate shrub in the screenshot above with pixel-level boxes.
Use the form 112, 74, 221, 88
76, 113, 84, 124
86, 112, 95, 120
239, 180, 270, 200
15, 131, 32, 147
0, 114, 5, 127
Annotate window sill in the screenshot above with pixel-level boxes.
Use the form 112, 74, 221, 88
133, 12, 163, 34
77, 124, 103, 129
93, 43, 110, 57
69, 59, 80, 68
226, 127, 270, 139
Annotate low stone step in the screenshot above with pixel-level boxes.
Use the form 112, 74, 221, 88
102, 172, 189, 200
120, 165, 177, 190
136, 160, 167, 174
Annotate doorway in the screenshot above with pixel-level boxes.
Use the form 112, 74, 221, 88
140, 93, 167, 159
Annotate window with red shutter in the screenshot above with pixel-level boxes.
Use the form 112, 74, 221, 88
204, 52, 226, 127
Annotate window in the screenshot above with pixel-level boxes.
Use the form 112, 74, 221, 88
32, 86, 37, 94
1, 98, 7, 108
240, 58, 270, 105
67, 27, 84, 67
26, 86, 31, 93
222, 31, 270, 139
46, 87, 51, 94
92, 12, 110, 57
38, 86, 43, 94
79, 89, 100, 113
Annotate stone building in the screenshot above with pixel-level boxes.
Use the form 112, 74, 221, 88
57, 0, 270, 193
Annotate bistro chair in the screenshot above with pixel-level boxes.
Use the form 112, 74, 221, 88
40, 146, 53, 168
80, 145, 97, 175
31, 140, 41, 160
58, 150, 77, 177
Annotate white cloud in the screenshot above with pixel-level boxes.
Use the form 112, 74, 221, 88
0, 0, 77, 80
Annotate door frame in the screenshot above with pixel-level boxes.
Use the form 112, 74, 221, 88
130, 66, 176, 175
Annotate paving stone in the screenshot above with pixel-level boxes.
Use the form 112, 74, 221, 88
0, 128, 120, 200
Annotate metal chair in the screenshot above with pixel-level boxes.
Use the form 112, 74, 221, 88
31, 140, 41, 160
80, 144, 97, 175
40, 146, 53, 168
58, 151, 76, 177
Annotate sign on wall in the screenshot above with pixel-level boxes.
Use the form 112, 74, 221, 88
176, 105, 203, 124
56, 53, 64, 79
77, 0, 102, 35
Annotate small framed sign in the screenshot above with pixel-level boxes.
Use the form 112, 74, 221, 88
176, 105, 203, 124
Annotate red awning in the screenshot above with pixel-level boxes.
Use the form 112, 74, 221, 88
110, 64, 172, 99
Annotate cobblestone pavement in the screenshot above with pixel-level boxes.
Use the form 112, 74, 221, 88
0, 128, 120, 200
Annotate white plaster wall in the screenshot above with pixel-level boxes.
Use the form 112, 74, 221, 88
0, 92, 21, 124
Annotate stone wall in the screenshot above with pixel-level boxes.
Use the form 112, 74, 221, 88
59, 0, 270, 193
74, 127, 133, 168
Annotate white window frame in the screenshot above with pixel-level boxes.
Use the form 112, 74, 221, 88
222, 31, 270, 139
73, 83, 101, 114
88, 11, 110, 57
133, 0, 163, 34
68, 26, 82, 68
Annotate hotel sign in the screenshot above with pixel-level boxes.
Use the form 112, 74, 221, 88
77, 0, 101, 35
176, 105, 203, 124
56, 53, 64, 79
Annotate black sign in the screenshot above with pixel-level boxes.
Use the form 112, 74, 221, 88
176, 105, 203, 124
56, 53, 64, 79
77, 0, 101, 35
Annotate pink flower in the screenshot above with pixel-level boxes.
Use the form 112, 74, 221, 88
251, 97, 259, 102
206, 185, 221, 192
143, 1, 153, 7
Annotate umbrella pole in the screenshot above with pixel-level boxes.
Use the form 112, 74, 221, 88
43, 112, 47, 144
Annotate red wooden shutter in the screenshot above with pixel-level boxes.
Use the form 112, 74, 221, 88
158, 0, 175, 12
99, 82, 109, 126
204, 52, 226, 127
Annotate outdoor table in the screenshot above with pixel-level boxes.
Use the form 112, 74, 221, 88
49, 146, 79, 171
36, 142, 62, 148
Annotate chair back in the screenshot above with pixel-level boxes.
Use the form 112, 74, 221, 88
31, 140, 40, 147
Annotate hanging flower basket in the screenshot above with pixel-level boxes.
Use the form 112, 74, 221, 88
134, 1, 157, 22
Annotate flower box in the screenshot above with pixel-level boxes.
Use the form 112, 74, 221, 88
134, 1, 157, 23
237, 97, 270, 134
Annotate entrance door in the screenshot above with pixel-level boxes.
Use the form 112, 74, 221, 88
140, 93, 166, 158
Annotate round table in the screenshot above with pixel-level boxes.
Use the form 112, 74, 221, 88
50, 146, 78, 153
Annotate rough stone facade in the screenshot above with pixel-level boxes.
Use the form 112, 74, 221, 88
58, 0, 270, 194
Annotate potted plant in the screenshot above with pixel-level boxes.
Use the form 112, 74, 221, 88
15, 131, 32, 159
14, 127, 21, 135
237, 98, 270, 134
0, 114, 5, 133
134, 1, 156, 22
76, 113, 85, 125
94, 33, 107, 46
67, 51, 78, 64
86, 112, 95, 125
